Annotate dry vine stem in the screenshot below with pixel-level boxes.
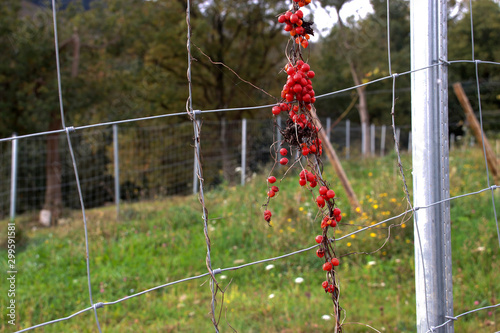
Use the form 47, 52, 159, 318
263, 1, 343, 331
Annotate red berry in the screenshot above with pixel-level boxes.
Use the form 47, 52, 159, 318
335, 214, 342, 222
309, 181, 317, 188
280, 103, 289, 111
301, 63, 310, 72
293, 84, 302, 94
278, 15, 286, 23
315, 235, 323, 243
271, 185, 279, 192
296, 10, 304, 19
302, 147, 310, 156
307, 70, 315, 78
330, 220, 337, 227
299, 170, 307, 179
284, 24, 293, 32
316, 249, 325, 258
299, 178, 307, 186
323, 262, 333, 271
268, 176, 276, 184
280, 148, 288, 156
327, 190, 336, 199
319, 186, 328, 195
306, 172, 315, 182
290, 14, 299, 24
331, 258, 339, 266
328, 285, 335, 293
321, 280, 328, 289
272, 106, 281, 115
263, 210, 272, 222
268, 190, 275, 197
316, 196, 325, 208
286, 66, 295, 75
280, 157, 288, 165
285, 11, 292, 20
333, 207, 341, 215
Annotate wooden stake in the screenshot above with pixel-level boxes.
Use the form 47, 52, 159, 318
310, 107, 361, 211
453, 82, 499, 182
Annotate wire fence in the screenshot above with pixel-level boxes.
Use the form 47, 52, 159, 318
0, 119, 411, 220
1, 0, 500, 332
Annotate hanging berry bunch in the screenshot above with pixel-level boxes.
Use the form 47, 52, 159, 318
264, 1, 343, 331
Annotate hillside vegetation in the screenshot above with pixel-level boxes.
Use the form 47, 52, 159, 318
1, 147, 499, 332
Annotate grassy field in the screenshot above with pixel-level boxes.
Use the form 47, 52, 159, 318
1, 147, 499, 332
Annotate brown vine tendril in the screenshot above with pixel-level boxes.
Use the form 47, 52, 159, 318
263, 1, 342, 331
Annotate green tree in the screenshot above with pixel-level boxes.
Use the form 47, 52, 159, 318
448, 0, 500, 131
314, 0, 411, 137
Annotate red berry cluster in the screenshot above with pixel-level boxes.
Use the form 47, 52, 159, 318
282, 60, 316, 104
264, 1, 342, 327
278, 9, 312, 48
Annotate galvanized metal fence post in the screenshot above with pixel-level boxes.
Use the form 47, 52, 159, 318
370, 123, 376, 155
380, 125, 386, 157
113, 125, 120, 220
241, 118, 247, 186
346, 120, 350, 159
326, 117, 331, 142
10, 133, 18, 221
411, 0, 453, 332
193, 119, 201, 194
408, 131, 412, 152
276, 115, 282, 144
361, 122, 367, 156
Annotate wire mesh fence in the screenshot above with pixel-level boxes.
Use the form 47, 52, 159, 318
0, 119, 410, 221
1, 0, 500, 332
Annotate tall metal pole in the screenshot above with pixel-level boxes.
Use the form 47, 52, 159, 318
241, 118, 247, 186
410, 0, 453, 332
10, 133, 18, 221
345, 120, 350, 159
113, 125, 120, 220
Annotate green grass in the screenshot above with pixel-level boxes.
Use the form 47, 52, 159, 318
1, 147, 499, 332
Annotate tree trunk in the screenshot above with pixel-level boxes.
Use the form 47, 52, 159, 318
348, 61, 370, 156
43, 116, 62, 225
41, 29, 80, 226
220, 117, 232, 183
335, 8, 371, 157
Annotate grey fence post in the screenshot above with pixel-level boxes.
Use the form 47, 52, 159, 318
408, 131, 412, 152
326, 117, 331, 142
361, 122, 367, 156
411, 0, 453, 332
276, 115, 282, 143
10, 133, 18, 221
346, 120, 350, 159
241, 118, 247, 186
370, 123, 376, 155
380, 125, 386, 157
193, 119, 201, 194
113, 125, 120, 219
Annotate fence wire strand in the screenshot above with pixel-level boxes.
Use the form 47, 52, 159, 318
12, 185, 498, 333
5, 1, 500, 332
186, 1, 220, 331
50, 0, 102, 331
474, 60, 500, 249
